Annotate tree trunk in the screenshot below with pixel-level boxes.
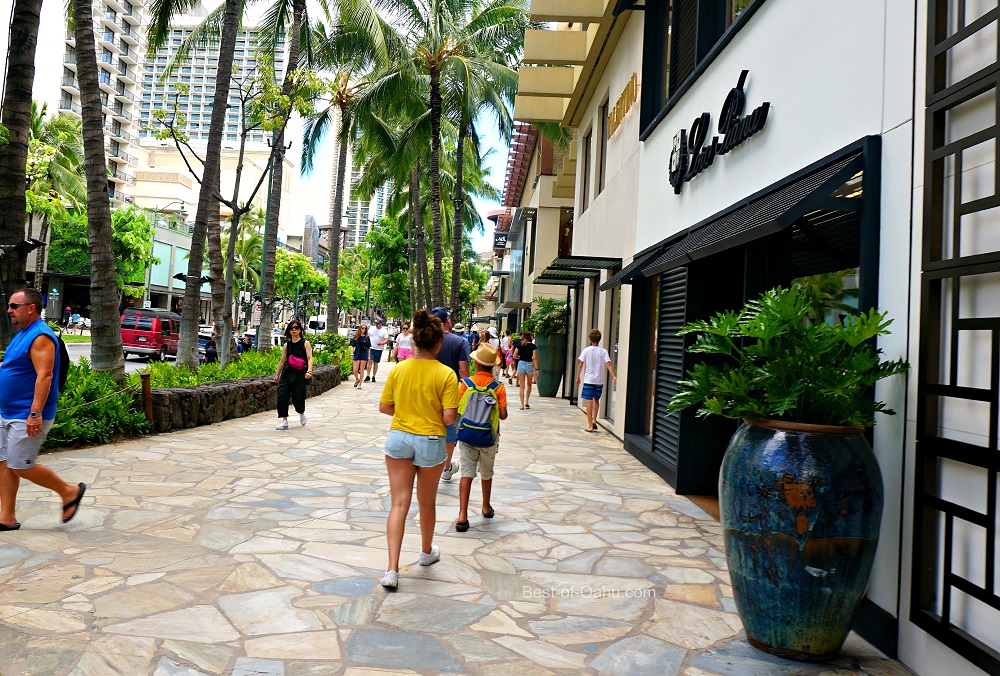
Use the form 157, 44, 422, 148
75, 0, 123, 380
450, 124, 467, 312
406, 201, 415, 319
429, 67, 444, 308
259, 0, 305, 351
207, 174, 226, 363
34, 216, 48, 291
411, 163, 431, 310
177, 0, 242, 369
0, 0, 42, 346
326, 106, 349, 332
220, 209, 243, 366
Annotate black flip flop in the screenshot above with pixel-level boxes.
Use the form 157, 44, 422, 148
61, 483, 86, 524
0, 522, 20, 531
455, 520, 470, 532
482, 509, 495, 519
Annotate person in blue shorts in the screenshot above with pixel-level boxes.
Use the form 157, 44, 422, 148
576, 329, 617, 433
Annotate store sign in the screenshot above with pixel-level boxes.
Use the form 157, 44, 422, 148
494, 232, 509, 249
668, 70, 770, 194
608, 73, 639, 139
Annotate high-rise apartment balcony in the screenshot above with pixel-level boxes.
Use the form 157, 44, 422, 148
58, 100, 80, 115
514, 0, 628, 126
60, 77, 79, 92
114, 88, 134, 103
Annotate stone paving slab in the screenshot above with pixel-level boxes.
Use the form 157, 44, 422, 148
0, 363, 911, 675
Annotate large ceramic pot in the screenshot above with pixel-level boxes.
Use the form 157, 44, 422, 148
720, 419, 883, 661
533, 333, 567, 397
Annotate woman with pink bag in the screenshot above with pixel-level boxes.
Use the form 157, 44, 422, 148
273, 320, 313, 430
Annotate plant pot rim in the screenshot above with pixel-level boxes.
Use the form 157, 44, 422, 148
744, 418, 864, 435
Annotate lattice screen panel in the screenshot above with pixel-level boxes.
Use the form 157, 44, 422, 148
916, 3, 1000, 673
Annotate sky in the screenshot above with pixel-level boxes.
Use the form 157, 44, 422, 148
296, 111, 507, 256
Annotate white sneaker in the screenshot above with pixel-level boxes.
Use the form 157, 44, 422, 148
381, 570, 398, 588
418, 544, 440, 566
442, 462, 458, 482
299, 413, 307, 427
276, 420, 289, 430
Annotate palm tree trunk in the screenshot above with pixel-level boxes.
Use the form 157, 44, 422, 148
326, 105, 349, 332
177, 0, 242, 369
259, 0, 305, 350
0, 0, 42, 346
34, 216, 48, 291
450, 124, 467, 312
411, 163, 430, 309
406, 204, 415, 319
429, 67, 444, 308
75, 0, 123, 380
207, 175, 226, 362
221, 210, 243, 366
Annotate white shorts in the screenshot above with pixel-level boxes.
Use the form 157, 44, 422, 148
0, 417, 55, 470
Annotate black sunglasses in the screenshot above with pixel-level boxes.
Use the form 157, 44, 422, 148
7, 302, 28, 309
289, 325, 302, 330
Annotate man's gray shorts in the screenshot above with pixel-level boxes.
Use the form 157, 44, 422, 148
0, 417, 54, 470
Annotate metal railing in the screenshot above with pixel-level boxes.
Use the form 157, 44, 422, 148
58, 101, 80, 114
61, 77, 78, 89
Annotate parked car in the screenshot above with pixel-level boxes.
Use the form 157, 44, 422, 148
121, 308, 181, 361
307, 316, 326, 332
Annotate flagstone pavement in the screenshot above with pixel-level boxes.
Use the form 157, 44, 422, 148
0, 363, 911, 675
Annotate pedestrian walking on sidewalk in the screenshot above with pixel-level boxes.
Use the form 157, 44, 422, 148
273, 321, 313, 430
430, 307, 470, 482
455, 344, 507, 532
499, 331, 512, 379
513, 332, 538, 410
393, 322, 413, 362
1, 289, 86, 530
577, 329, 617, 433
350, 324, 371, 389
365, 319, 389, 383
378, 309, 459, 588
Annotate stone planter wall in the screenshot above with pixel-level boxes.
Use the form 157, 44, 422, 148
140, 365, 341, 433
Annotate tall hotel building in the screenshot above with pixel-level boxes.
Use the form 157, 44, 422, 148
56, 0, 148, 206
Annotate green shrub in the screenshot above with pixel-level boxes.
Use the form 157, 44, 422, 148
522, 298, 568, 336
45, 359, 151, 449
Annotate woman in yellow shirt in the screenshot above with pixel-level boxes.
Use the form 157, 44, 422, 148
378, 309, 459, 588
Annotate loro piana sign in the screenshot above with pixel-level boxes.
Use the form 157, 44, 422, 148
668, 70, 770, 194
608, 73, 639, 139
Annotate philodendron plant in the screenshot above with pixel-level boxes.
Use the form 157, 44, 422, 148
667, 285, 909, 428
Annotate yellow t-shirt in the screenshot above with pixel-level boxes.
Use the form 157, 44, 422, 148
380, 358, 459, 436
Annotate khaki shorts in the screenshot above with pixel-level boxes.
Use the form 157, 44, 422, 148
0, 416, 55, 470
459, 441, 499, 480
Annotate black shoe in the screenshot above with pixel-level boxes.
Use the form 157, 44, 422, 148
455, 520, 470, 532
364, 376, 371, 382
371, 377, 376, 383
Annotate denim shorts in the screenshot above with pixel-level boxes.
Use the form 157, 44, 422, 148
445, 420, 459, 444
581, 383, 604, 400
516, 361, 536, 375
384, 429, 447, 467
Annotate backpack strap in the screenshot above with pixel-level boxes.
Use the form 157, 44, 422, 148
461, 377, 476, 389
486, 380, 500, 391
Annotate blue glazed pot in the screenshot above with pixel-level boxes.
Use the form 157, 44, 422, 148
720, 419, 883, 661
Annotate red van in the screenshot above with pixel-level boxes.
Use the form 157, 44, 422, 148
121, 308, 181, 361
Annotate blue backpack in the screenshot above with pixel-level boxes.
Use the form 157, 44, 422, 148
456, 377, 501, 447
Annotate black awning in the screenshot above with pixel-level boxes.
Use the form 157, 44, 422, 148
545, 255, 622, 271
644, 150, 865, 277
599, 248, 663, 290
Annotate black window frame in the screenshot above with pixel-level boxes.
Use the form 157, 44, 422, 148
639, 0, 769, 141
598, 96, 610, 195
581, 127, 594, 212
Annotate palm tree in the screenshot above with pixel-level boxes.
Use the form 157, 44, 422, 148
73, 0, 125, 380
148, 0, 243, 369
443, 0, 526, 311
26, 103, 86, 291
0, 0, 44, 346
257, 0, 309, 351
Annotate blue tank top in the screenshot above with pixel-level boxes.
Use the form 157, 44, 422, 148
0, 318, 60, 419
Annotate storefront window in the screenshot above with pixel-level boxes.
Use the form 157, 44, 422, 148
605, 282, 621, 422
645, 277, 660, 436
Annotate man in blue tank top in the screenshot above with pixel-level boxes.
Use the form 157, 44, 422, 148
0, 289, 85, 531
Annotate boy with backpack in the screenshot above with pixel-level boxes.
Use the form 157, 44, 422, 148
454, 343, 507, 532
